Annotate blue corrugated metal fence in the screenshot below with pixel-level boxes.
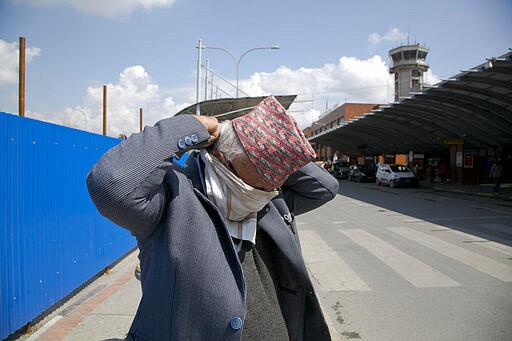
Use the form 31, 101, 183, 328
1, 112, 137, 339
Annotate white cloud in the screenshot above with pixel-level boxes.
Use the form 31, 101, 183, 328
298, 108, 321, 131
27, 54, 440, 135
28, 105, 91, 130
33, 65, 184, 136
37, 55, 395, 134
424, 69, 441, 87
13, 0, 176, 18
84, 65, 184, 136
237, 55, 394, 128
368, 27, 407, 47
0, 38, 41, 88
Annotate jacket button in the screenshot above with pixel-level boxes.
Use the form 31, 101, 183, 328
190, 134, 198, 143
230, 317, 243, 330
177, 138, 186, 149
184, 135, 192, 146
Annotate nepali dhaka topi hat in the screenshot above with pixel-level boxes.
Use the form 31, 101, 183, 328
231, 95, 317, 188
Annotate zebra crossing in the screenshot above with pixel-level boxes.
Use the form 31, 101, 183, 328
389, 227, 512, 282
299, 223, 512, 292
341, 229, 461, 287
300, 230, 370, 292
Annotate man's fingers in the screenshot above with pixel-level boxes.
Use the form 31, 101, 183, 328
193, 115, 220, 147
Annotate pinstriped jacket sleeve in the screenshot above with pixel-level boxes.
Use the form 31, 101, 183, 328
86, 115, 211, 237
281, 162, 339, 216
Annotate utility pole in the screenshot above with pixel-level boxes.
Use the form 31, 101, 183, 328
195, 39, 202, 115
103, 85, 107, 136
19, 37, 25, 117
139, 107, 143, 132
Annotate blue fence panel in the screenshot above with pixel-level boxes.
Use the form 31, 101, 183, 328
1, 112, 137, 339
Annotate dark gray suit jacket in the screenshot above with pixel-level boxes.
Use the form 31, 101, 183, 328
86, 115, 339, 340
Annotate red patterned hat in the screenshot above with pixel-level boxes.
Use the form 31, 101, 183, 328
232, 95, 317, 188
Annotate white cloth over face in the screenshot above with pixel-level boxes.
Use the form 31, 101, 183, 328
200, 150, 278, 245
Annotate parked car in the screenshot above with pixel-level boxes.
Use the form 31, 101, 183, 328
376, 164, 419, 188
348, 165, 376, 182
333, 160, 350, 179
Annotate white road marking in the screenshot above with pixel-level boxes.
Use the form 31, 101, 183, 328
390, 227, 512, 282
340, 229, 460, 288
300, 230, 370, 292
437, 227, 512, 257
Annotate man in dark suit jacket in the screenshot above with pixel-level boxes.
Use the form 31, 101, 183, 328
87, 96, 339, 340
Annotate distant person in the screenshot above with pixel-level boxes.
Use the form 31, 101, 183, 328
411, 164, 418, 176
429, 163, 436, 183
489, 158, 504, 193
438, 162, 447, 183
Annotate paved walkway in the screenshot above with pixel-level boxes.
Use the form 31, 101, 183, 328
420, 180, 512, 201
9, 181, 511, 341
11, 251, 141, 341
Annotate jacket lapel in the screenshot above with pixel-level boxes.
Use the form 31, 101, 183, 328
258, 198, 309, 280
181, 153, 246, 291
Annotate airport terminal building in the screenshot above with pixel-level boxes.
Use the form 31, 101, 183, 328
309, 47, 511, 185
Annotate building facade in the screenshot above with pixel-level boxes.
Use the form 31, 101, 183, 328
309, 103, 382, 162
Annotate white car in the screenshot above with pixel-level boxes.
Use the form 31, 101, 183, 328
376, 164, 419, 188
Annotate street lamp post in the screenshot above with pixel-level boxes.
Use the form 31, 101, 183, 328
196, 39, 203, 115
196, 40, 279, 101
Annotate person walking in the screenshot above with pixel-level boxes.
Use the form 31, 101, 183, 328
438, 162, 447, 183
489, 158, 504, 193
86, 95, 338, 340
429, 162, 436, 183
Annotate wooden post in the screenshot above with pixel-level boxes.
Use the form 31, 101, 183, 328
139, 107, 143, 132
19, 37, 25, 117
103, 85, 107, 136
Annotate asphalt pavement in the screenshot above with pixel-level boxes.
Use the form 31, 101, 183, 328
8, 180, 511, 341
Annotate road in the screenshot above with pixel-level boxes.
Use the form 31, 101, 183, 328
297, 180, 512, 341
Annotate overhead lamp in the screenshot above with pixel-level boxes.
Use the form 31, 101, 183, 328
483, 60, 493, 70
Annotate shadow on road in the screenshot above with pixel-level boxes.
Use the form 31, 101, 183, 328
336, 180, 512, 247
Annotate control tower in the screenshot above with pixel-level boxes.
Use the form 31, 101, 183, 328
389, 44, 430, 101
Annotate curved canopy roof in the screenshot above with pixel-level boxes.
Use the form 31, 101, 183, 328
175, 95, 296, 121
310, 50, 512, 154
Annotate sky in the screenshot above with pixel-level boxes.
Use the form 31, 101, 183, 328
0, 0, 511, 136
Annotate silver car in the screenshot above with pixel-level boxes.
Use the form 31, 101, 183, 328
376, 164, 419, 188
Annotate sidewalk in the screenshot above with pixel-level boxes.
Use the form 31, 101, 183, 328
420, 180, 512, 202
9, 182, 511, 341
11, 251, 141, 341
